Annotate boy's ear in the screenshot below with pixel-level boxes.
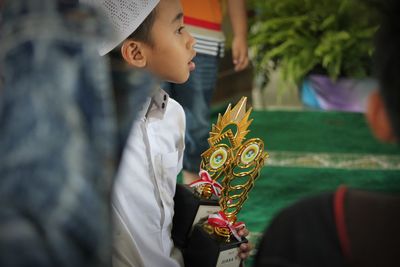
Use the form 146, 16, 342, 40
366, 90, 397, 143
121, 39, 147, 68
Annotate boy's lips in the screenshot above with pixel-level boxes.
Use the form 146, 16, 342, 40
188, 51, 196, 71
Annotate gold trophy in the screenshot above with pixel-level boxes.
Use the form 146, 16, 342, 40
183, 97, 267, 267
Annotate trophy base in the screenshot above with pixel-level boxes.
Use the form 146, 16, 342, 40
184, 223, 247, 267
172, 183, 220, 248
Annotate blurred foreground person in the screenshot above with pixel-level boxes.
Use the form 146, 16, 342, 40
0, 0, 156, 266
254, 1, 400, 267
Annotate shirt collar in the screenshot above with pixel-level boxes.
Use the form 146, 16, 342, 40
143, 87, 169, 120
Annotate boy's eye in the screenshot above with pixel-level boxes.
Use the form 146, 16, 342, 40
176, 26, 185, 34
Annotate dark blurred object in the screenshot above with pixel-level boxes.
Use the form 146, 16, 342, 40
254, 188, 400, 267
58, 0, 79, 10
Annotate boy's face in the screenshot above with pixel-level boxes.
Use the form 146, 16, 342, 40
142, 0, 196, 83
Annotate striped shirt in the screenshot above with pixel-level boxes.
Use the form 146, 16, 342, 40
182, 0, 225, 57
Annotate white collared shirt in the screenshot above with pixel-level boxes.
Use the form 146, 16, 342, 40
112, 88, 185, 267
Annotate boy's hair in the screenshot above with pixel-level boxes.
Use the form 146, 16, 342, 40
127, 8, 157, 46
374, 0, 400, 139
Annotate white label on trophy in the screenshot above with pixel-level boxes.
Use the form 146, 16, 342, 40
191, 205, 220, 228
216, 247, 241, 267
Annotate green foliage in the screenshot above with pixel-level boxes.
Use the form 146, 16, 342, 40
249, 0, 380, 89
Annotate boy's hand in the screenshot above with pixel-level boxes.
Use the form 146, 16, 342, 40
237, 227, 252, 260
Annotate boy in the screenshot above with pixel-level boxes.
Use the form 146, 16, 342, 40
254, 1, 400, 266
82, 0, 251, 266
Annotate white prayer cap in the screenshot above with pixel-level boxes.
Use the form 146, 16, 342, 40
81, 0, 159, 56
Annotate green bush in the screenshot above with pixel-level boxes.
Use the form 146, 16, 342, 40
249, 0, 380, 89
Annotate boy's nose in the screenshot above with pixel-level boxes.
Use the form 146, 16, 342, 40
187, 33, 196, 50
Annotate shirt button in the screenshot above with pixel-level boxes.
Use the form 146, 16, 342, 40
162, 103, 165, 109
164, 94, 167, 101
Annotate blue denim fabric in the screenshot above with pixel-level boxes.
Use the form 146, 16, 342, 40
0, 1, 116, 266
0, 0, 155, 266
163, 53, 219, 173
